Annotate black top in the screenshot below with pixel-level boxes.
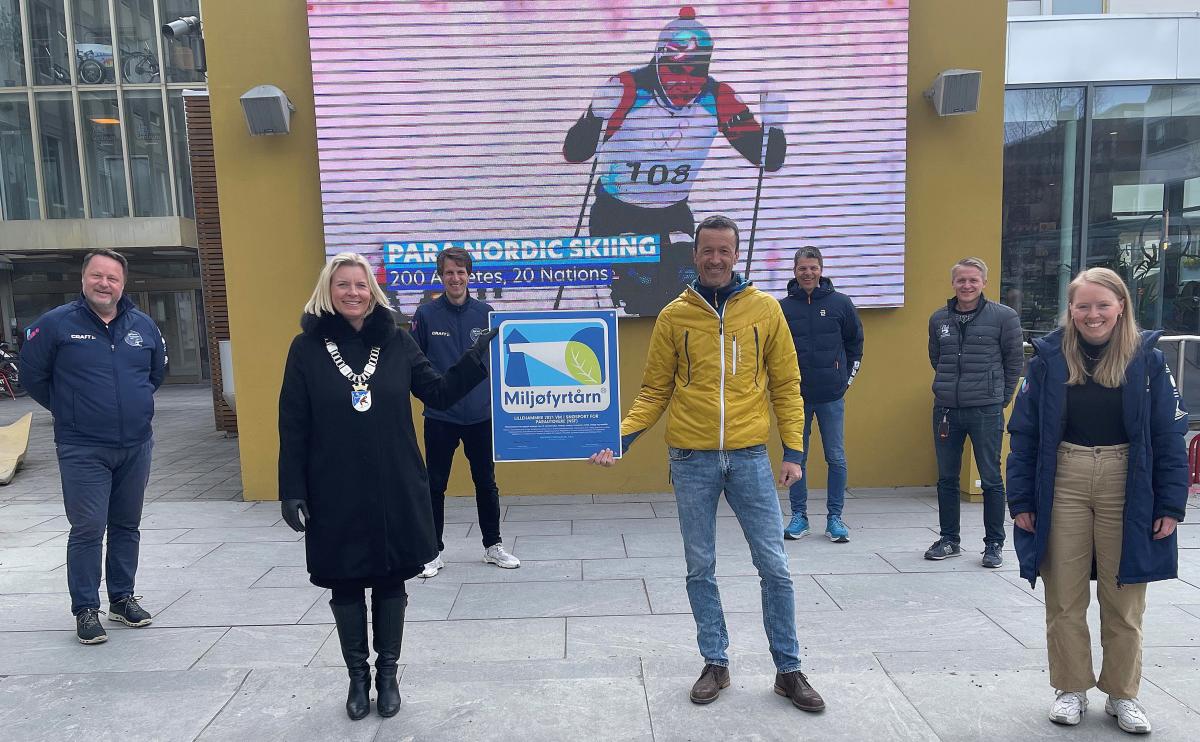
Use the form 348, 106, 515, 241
952, 304, 978, 327
1062, 339, 1128, 446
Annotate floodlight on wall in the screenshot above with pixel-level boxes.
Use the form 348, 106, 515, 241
923, 69, 982, 116
239, 85, 295, 136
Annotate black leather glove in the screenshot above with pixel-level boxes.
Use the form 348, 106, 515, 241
467, 327, 500, 362
281, 499, 309, 533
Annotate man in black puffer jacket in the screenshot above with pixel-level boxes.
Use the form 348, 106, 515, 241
926, 257, 1023, 567
779, 247, 863, 543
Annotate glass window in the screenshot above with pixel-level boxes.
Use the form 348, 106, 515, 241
35, 91, 83, 217
123, 89, 169, 215
116, 0, 160, 83
28, 0, 70, 86
161, 1, 202, 83
0, 0, 26, 87
1001, 87, 1086, 336
167, 89, 192, 217
71, 0, 116, 85
1052, 0, 1103, 13
1086, 84, 1200, 334
79, 90, 128, 217
0, 94, 38, 219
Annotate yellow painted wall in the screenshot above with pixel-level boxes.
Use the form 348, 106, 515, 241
206, 0, 1007, 500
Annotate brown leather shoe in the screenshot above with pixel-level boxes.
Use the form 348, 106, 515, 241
775, 670, 825, 712
689, 664, 731, 704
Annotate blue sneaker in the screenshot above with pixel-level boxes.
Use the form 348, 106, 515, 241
825, 515, 850, 543
784, 513, 810, 540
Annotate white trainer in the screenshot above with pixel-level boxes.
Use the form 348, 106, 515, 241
1105, 696, 1152, 734
419, 552, 444, 578
1049, 690, 1088, 725
484, 544, 520, 569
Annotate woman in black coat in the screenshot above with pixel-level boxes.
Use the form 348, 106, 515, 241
277, 253, 494, 720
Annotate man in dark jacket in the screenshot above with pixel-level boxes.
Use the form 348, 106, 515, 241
779, 246, 863, 543
20, 249, 166, 644
926, 257, 1023, 567
411, 247, 519, 576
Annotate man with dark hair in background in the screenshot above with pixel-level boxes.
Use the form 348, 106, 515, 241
411, 247, 520, 577
780, 246, 863, 543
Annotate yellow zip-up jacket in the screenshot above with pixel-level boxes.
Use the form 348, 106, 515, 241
621, 282, 806, 455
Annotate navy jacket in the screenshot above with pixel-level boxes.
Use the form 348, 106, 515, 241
928, 296, 1023, 409
20, 295, 166, 447
410, 294, 492, 425
779, 277, 864, 403
1006, 329, 1188, 587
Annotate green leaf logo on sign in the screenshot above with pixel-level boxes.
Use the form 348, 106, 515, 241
565, 340, 602, 385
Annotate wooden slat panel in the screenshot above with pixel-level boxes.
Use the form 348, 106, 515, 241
184, 94, 238, 435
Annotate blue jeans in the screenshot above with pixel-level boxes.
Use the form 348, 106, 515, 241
669, 445, 802, 672
787, 398, 847, 518
58, 441, 153, 614
932, 404, 1006, 547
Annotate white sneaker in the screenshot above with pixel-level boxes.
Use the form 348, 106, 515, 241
1105, 696, 1152, 734
419, 552, 444, 578
1049, 690, 1088, 725
484, 544, 520, 569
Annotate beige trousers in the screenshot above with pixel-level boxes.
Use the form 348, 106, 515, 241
1041, 442, 1146, 698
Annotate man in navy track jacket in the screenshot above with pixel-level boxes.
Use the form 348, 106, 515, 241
779, 246, 864, 543
20, 249, 166, 645
411, 247, 519, 577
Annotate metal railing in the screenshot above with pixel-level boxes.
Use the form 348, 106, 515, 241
1158, 335, 1200, 424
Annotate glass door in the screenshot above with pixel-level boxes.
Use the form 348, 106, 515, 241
137, 289, 202, 382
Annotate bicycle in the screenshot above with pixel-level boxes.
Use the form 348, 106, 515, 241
0, 342, 26, 399
122, 46, 160, 84
76, 50, 106, 85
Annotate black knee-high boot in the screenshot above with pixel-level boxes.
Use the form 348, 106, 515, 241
330, 599, 371, 720
372, 593, 406, 717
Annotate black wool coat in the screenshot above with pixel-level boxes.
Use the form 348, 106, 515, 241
277, 305, 487, 588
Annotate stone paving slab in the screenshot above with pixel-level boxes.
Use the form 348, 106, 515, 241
193, 624, 333, 670
0, 627, 228, 674
887, 668, 1199, 741
448, 578, 651, 619
0, 668, 248, 742
814, 572, 1043, 610
511, 533, 627, 560
394, 676, 655, 741
644, 670, 939, 742
152, 587, 325, 628
194, 668, 384, 742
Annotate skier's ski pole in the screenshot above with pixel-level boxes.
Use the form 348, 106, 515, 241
744, 92, 773, 282
554, 156, 600, 310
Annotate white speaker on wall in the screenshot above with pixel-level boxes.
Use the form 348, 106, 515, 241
239, 85, 295, 136
923, 69, 982, 116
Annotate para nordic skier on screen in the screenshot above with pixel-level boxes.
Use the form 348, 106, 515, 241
563, 6, 787, 315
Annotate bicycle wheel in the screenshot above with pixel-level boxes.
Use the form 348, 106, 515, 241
123, 54, 158, 84
78, 58, 105, 85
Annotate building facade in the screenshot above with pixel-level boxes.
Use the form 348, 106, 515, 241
0, 0, 207, 382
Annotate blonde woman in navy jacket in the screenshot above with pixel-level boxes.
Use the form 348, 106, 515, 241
1006, 268, 1187, 734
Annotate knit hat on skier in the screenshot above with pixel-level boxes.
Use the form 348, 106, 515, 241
655, 7, 714, 108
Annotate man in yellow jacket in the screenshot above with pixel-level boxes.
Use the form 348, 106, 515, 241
591, 215, 824, 712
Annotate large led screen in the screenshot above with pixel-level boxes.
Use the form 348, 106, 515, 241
307, 1, 909, 318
